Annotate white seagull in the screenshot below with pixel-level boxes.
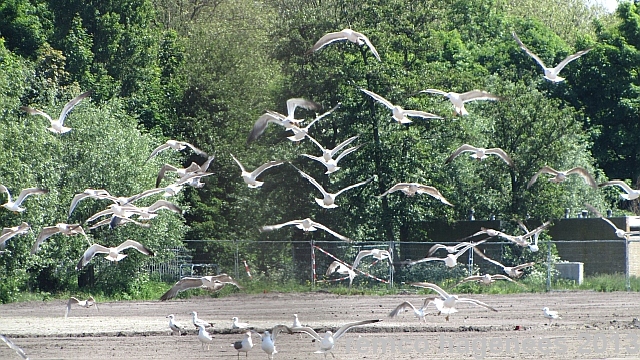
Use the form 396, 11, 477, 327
232, 317, 250, 329
197, 324, 214, 350
378, 182, 453, 206
301, 143, 364, 174
528, 166, 597, 189
599, 180, 640, 200
293, 319, 382, 359
231, 154, 284, 188
160, 273, 242, 301
543, 307, 561, 324
411, 282, 497, 321
156, 154, 215, 187
147, 140, 207, 162
260, 218, 351, 242
76, 239, 154, 270
472, 248, 535, 278
233, 331, 254, 359
326, 260, 357, 288
388, 296, 439, 322
307, 28, 381, 61
0, 186, 48, 213
191, 311, 215, 329
513, 31, 591, 83
20, 90, 92, 134
166, 314, 186, 335
307, 135, 359, 163
585, 204, 640, 239
419, 89, 502, 116
0, 222, 31, 249
0, 334, 29, 360
287, 103, 340, 141
427, 240, 487, 257
361, 88, 442, 124
68, 189, 114, 217
32, 223, 87, 254
352, 248, 391, 269
408, 243, 477, 268
253, 325, 293, 360
295, 166, 373, 209
453, 274, 518, 287
247, 98, 321, 143
292, 314, 302, 328
65, 296, 98, 318
445, 144, 514, 167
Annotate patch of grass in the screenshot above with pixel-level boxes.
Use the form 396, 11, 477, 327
579, 273, 640, 292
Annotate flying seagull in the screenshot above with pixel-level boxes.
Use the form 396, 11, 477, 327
252, 325, 293, 360
453, 274, 518, 287
294, 166, 373, 209
585, 204, 640, 239
307, 28, 381, 61
260, 218, 351, 242
352, 248, 391, 269
301, 142, 364, 174
408, 242, 478, 268
147, 140, 207, 162
528, 166, 597, 189
513, 31, 591, 83
231, 154, 284, 188
233, 331, 254, 359
326, 260, 357, 288
378, 182, 453, 206
68, 189, 114, 217
472, 248, 535, 278
247, 98, 321, 143
599, 180, 640, 200
0, 185, 48, 213
0, 334, 29, 360
0, 222, 30, 249
445, 144, 514, 167
388, 296, 439, 322
307, 135, 359, 163
20, 90, 92, 134
361, 88, 442, 124
65, 296, 98, 318
32, 223, 87, 254
411, 282, 497, 321
287, 103, 340, 141
419, 89, 502, 116
76, 239, 154, 270
156, 154, 215, 188
427, 239, 487, 257
293, 319, 382, 359
166, 314, 186, 335
160, 273, 242, 301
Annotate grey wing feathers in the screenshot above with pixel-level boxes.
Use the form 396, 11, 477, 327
292, 326, 322, 341
445, 144, 477, 164
460, 90, 502, 102
334, 319, 382, 340
77, 244, 110, 270
156, 164, 180, 187
527, 166, 558, 189
512, 32, 547, 69
251, 160, 285, 178
211, 273, 243, 289
21, 106, 52, 121
485, 148, 514, 166
307, 31, 349, 54
358, 32, 381, 61
388, 301, 417, 317
334, 176, 373, 197
554, 48, 592, 72
270, 324, 293, 341
59, 90, 92, 124
247, 113, 282, 144
566, 167, 597, 188
160, 277, 205, 301
31, 226, 61, 254
147, 143, 171, 161
117, 240, 154, 256
313, 222, 351, 242
15, 188, 48, 206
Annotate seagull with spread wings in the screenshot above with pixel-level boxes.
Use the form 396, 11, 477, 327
253, 325, 293, 360
418, 89, 502, 116
0, 186, 48, 213
65, 296, 98, 318
32, 223, 87, 254
378, 182, 453, 206
147, 140, 207, 162
301, 142, 364, 175
585, 204, 640, 239
352, 248, 391, 269
599, 180, 640, 200
307, 28, 381, 61
20, 90, 92, 134
156, 154, 215, 188
512, 32, 591, 83
528, 166, 597, 189
427, 239, 487, 257
247, 98, 321, 143
472, 248, 535, 278
361, 88, 442, 124
408, 242, 478, 268
445, 144, 514, 167
453, 274, 518, 288
287, 103, 340, 142
260, 218, 351, 242
411, 282, 497, 321
76, 239, 154, 270
293, 319, 382, 359
231, 154, 284, 188
294, 166, 373, 209
160, 274, 242, 301
388, 296, 439, 322
326, 260, 357, 288
0, 222, 30, 249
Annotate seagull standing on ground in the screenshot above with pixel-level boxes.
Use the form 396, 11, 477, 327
233, 331, 254, 359
65, 296, 98, 318
260, 218, 351, 242
543, 307, 561, 324
361, 88, 442, 124
377, 183, 453, 206
527, 166, 597, 189
231, 154, 284, 188
166, 314, 186, 335
76, 240, 154, 270
599, 180, 640, 200
197, 324, 214, 350
292, 314, 302, 328
445, 144, 514, 167
253, 325, 293, 360
232, 317, 250, 329
20, 90, 92, 134
418, 89, 502, 116
411, 282, 497, 321
0, 186, 48, 213
294, 319, 382, 359
191, 311, 214, 329
512, 32, 591, 83
307, 28, 381, 61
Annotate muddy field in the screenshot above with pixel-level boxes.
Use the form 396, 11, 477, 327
1, 290, 640, 359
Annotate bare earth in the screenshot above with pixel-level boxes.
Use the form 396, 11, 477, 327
1, 291, 640, 360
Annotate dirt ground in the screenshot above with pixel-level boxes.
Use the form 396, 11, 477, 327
2, 290, 640, 359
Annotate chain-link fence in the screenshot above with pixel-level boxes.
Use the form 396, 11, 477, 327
146, 238, 638, 290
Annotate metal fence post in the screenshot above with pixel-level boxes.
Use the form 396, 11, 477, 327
389, 240, 394, 288
468, 246, 474, 276
234, 240, 239, 280
626, 236, 631, 291
546, 241, 552, 292
311, 239, 316, 287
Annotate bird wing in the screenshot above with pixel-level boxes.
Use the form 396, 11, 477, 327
491, 274, 517, 283
388, 301, 417, 317
326, 260, 342, 275
334, 176, 373, 197
0, 225, 29, 246
125, 188, 165, 204
408, 257, 444, 265
58, 90, 92, 125
260, 220, 302, 233
246, 113, 283, 144
354, 31, 381, 61
445, 144, 478, 164
459, 90, 503, 103
146, 200, 182, 214
331, 135, 360, 157
68, 190, 111, 217
410, 282, 450, 299
116, 239, 154, 256
21, 106, 53, 122
566, 167, 597, 189
456, 297, 498, 312
527, 166, 558, 189
485, 148, 514, 167
352, 250, 373, 269
310, 221, 351, 242
295, 167, 328, 196
305, 134, 328, 154
600, 180, 635, 194
415, 184, 453, 206
199, 155, 216, 172
174, 170, 213, 186
512, 262, 536, 271
147, 143, 171, 161
419, 89, 448, 97
14, 188, 48, 206
77, 244, 110, 270
334, 319, 382, 340
378, 183, 409, 198
65, 297, 80, 318
156, 164, 180, 187
453, 276, 483, 287
230, 153, 247, 173
334, 143, 364, 163
286, 98, 321, 117
292, 326, 322, 341
0, 334, 29, 359
524, 221, 552, 239
360, 88, 394, 109
270, 324, 293, 342
0, 184, 11, 202
307, 31, 349, 54
250, 160, 284, 178
160, 277, 205, 301
402, 109, 442, 119
210, 273, 243, 289
31, 226, 61, 254
472, 248, 505, 269
552, 48, 592, 73
427, 244, 446, 257
512, 32, 548, 70
304, 103, 341, 130
180, 141, 208, 157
